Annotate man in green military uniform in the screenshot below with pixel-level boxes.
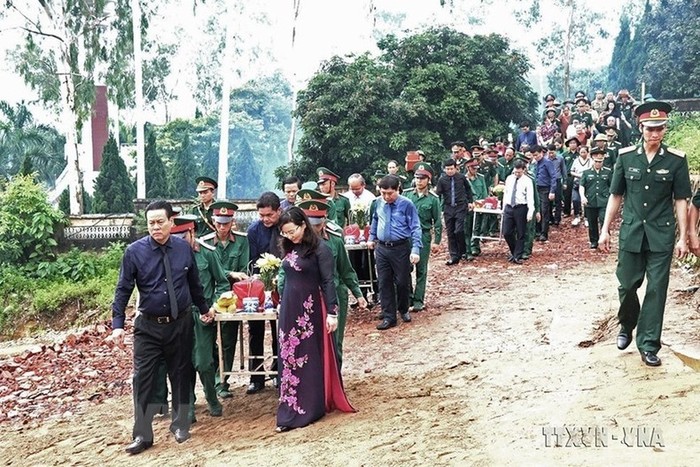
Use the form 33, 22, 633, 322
294, 198, 367, 367
579, 149, 612, 249
498, 146, 516, 182
152, 215, 229, 422
464, 158, 488, 258
604, 125, 622, 172
200, 201, 250, 398
599, 100, 691, 367
519, 152, 541, 260
317, 167, 351, 227
404, 162, 442, 311
562, 137, 580, 217
188, 176, 218, 236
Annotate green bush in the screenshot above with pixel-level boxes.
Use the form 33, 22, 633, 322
0, 174, 65, 264
667, 115, 700, 173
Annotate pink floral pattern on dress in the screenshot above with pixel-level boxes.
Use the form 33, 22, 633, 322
278, 293, 314, 414
284, 250, 302, 271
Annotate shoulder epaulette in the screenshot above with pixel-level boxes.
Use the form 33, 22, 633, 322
200, 232, 216, 241
326, 220, 343, 233
325, 226, 342, 237
233, 230, 248, 237
619, 145, 637, 155
403, 188, 416, 194
429, 191, 439, 198
667, 147, 686, 158
196, 238, 216, 251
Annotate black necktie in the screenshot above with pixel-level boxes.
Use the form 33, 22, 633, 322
160, 245, 179, 319
511, 177, 518, 206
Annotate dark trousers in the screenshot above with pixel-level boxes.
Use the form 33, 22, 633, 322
248, 320, 278, 385
375, 242, 411, 324
584, 206, 606, 245
550, 179, 563, 223
444, 208, 467, 260
563, 176, 573, 216
536, 187, 552, 239
616, 246, 672, 354
132, 312, 194, 442
503, 204, 527, 259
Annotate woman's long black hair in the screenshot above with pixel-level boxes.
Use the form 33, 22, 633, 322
278, 206, 319, 257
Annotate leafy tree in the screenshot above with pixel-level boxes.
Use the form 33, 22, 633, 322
0, 174, 65, 265
290, 27, 537, 182
19, 155, 34, 177
92, 135, 135, 213
608, 15, 632, 91
6, 0, 136, 213
145, 131, 168, 198
608, 0, 700, 98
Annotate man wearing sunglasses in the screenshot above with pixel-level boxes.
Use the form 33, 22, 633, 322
599, 100, 691, 367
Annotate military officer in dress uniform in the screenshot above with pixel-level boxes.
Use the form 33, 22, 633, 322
317, 167, 351, 227
599, 100, 691, 367
579, 148, 612, 249
200, 201, 250, 398
518, 152, 541, 260
291, 198, 366, 367
188, 176, 218, 236
405, 163, 442, 312
464, 158, 488, 259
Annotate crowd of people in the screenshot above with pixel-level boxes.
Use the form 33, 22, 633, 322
108, 89, 700, 454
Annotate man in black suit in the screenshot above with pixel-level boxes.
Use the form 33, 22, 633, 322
435, 159, 473, 265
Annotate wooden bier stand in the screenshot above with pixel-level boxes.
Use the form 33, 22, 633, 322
215, 310, 278, 382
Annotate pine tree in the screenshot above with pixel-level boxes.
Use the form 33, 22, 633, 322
168, 133, 198, 198
92, 134, 135, 213
608, 15, 631, 91
229, 138, 262, 199
145, 131, 168, 198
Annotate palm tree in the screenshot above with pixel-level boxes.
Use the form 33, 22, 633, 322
0, 101, 66, 186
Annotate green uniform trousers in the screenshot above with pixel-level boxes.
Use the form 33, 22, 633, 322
410, 231, 432, 310
616, 247, 673, 355
214, 321, 240, 393
523, 217, 536, 256
335, 283, 350, 368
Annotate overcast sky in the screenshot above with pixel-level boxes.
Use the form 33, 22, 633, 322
0, 0, 628, 125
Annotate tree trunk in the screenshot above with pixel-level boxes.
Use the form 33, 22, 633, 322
218, 3, 237, 197
132, 0, 146, 200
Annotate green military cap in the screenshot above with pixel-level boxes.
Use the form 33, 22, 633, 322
373, 170, 386, 181
296, 188, 327, 202
171, 214, 198, 234
413, 162, 433, 179
590, 147, 606, 161
515, 152, 532, 163
301, 181, 318, 190
297, 199, 328, 225
195, 176, 217, 192
635, 100, 672, 127
317, 167, 340, 183
210, 201, 239, 223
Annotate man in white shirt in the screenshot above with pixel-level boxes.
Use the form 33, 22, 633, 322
502, 160, 535, 264
343, 173, 376, 208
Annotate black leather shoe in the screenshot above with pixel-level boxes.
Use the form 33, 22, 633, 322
246, 382, 265, 394
642, 352, 661, 367
616, 333, 632, 350
445, 258, 459, 265
125, 437, 153, 454
590, 243, 598, 249
400, 312, 411, 323
512, 258, 524, 265
275, 425, 292, 433
376, 319, 396, 330
170, 428, 191, 444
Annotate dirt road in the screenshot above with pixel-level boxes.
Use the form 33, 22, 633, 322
2, 224, 699, 466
